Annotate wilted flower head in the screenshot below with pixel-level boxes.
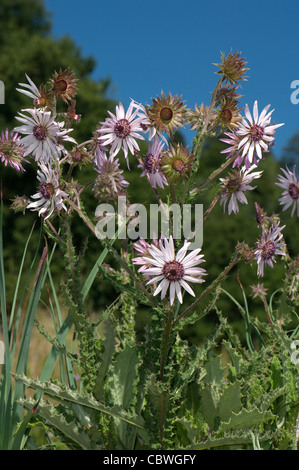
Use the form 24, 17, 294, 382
217, 98, 243, 130
250, 283, 268, 300
276, 166, 299, 217
215, 84, 243, 107
10, 195, 31, 214
254, 222, 286, 277
161, 144, 193, 183
50, 68, 78, 103
27, 164, 68, 220
138, 137, 168, 189
146, 91, 187, 136
0, 129, 28, 172
214, 50, 249, 85
97, 100, 147, 166
14, 108, 73, 164
140, 235, 207, 306
219, 166, 263, 215
93, 147, 129, 200
187, 103, 219, 133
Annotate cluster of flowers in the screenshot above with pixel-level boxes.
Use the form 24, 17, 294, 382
1, 51, 298, 306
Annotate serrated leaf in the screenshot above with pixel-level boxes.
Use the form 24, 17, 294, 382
18, 398, 101, 450
221, 407, 274, 432
13, 373, 144, 429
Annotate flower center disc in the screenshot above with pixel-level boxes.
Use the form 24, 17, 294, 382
33, 125, 47, 141
262, 241, 276, 260
249, 124, 264, 142
40, 182, 54, 200
172, 158, 186, 174
160, 107, 173, 123
162, 260, 184, 282
288, 183, 299, 200
55, 79, 68, 92
114, 119, 131, 139
221, 108, 233, 123
144, 153, 160, 173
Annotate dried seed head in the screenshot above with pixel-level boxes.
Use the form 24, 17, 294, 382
214, 50, 249, 85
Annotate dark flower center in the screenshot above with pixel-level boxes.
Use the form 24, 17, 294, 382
221, 108, 233, 123
114, 119, 131, 139
288, 183, 299, 200
249, 124, 264, 142
55, 79, 68, 92
261, 241, 276, 260
160, 107, 173, 123
143, 153, 161, 173
172, 158, 186, 174
162, 260, 184, 282
33, 125, 47, 141
40, 182, 54, 200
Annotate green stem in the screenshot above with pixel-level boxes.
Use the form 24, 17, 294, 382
190, 153, 236, 195
174, 255, 240, 326
192, 77, 224, 158
160, 308, 174, 381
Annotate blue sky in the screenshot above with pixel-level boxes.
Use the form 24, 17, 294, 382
45, 0, 299, 160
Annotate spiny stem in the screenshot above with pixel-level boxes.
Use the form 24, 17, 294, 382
174, 255, 240, 326
190, 153, 236, 195
66, 197, 96, 235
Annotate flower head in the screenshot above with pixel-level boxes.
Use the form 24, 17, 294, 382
93, 147, 129, 200
220, 101, 284, 169
254, 223, 286, 277
214, 50, 249, 85
97, 100, 147, 165
0, 129, 28, 172
27, 164, 68, 219
140, 236, 206, 306
219, 166, 263, 215
161, 144, 193, 183
187, 103, 219, 134
276, 166, 299, 217
132, 236, 160, 275
138, 137, 168, 189
146, 91, 187, 136
50, 68, 78, 103
14, 108, 73, 164
16, 74, 52, 108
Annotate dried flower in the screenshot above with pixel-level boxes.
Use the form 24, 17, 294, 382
146, 91, 187, 136
10, 195, 31, 214
161, 144, 193, 183
50, 68, 78, 103
187, 103, 219, 133
214, 50, 249, 85
250, 283, 268, 300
